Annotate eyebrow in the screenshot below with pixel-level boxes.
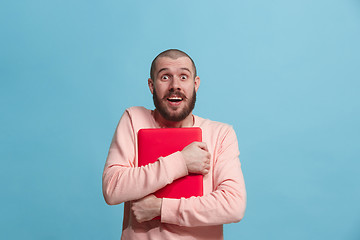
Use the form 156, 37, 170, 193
157, 67, 192, 75
180, 68, 191, 74
157, 68, 169, 75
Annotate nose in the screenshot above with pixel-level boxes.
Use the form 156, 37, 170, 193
169, 77, 181, 91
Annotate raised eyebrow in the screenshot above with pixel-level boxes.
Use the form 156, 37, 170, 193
180, 68, 191, 74
157, 67, 191, 77
157, 68, 169, 75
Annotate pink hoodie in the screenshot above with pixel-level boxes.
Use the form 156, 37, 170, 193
103, 106, 246, 239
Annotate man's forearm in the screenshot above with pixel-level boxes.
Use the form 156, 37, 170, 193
132, 195, 163, 222
160, 178, 246, 227
103, 152, 188, 205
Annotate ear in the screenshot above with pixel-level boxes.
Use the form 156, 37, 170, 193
148, 78, 154, 94
194, 76, 200, 92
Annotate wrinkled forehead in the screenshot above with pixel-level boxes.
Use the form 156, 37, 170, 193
154, 56, 196, 76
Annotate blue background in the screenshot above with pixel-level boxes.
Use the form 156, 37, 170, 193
1, 0, 359, 239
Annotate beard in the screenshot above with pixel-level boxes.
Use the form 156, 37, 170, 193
153, 88, 196, 122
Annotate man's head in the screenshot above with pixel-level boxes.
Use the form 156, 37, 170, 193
150, 49, 197, 81
148, 49, 200, 123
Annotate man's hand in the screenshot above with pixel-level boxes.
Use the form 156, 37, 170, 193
181, 142, 211, 175
132, 195, 162, 223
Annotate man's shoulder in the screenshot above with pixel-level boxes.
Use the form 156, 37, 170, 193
117, 106, 156, 133
120, 106, 154, 128
125, 106, 151, 117
195, 115, 234, 134
195, 115, 239, 147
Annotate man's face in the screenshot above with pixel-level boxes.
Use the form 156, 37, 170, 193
148, 56, 200, 122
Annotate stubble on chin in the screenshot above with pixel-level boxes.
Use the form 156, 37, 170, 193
152, 88, 196, 122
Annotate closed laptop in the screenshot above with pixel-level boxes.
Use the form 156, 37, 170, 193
137, 127, 203, 199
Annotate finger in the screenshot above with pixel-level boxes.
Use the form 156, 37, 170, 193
197, 142, 208, 151
204, 163, 210, 171
136, 216, 144, 223
131, 203, 138, 211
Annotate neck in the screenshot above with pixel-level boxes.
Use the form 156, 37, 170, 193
153, 109, 194, 128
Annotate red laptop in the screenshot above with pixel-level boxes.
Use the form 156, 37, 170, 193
137, 127, 203, 199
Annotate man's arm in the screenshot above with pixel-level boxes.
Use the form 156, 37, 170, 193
131, 141, 211, 222
162, 126, 246, 226
132, 126, 246, 226
102, 109, 189, 205
132, 195, 163, 222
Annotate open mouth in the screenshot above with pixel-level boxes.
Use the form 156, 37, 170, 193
167, 96, 183, 102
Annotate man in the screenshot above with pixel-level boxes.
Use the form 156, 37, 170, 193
103, 49, 246, 239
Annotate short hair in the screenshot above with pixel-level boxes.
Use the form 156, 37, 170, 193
150, 49, 197, 80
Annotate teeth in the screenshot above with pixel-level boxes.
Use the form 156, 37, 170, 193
167, 96, 183, 102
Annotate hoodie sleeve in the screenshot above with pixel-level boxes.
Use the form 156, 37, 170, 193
160, 126, 246, 226
102, 109, 188, 205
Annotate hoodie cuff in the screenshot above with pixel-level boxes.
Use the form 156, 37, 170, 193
161, 198, 182, 225
159, 151, 188, 184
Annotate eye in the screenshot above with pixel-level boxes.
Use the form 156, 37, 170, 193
180, 75, 187, 80
161, 75, 169, 80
